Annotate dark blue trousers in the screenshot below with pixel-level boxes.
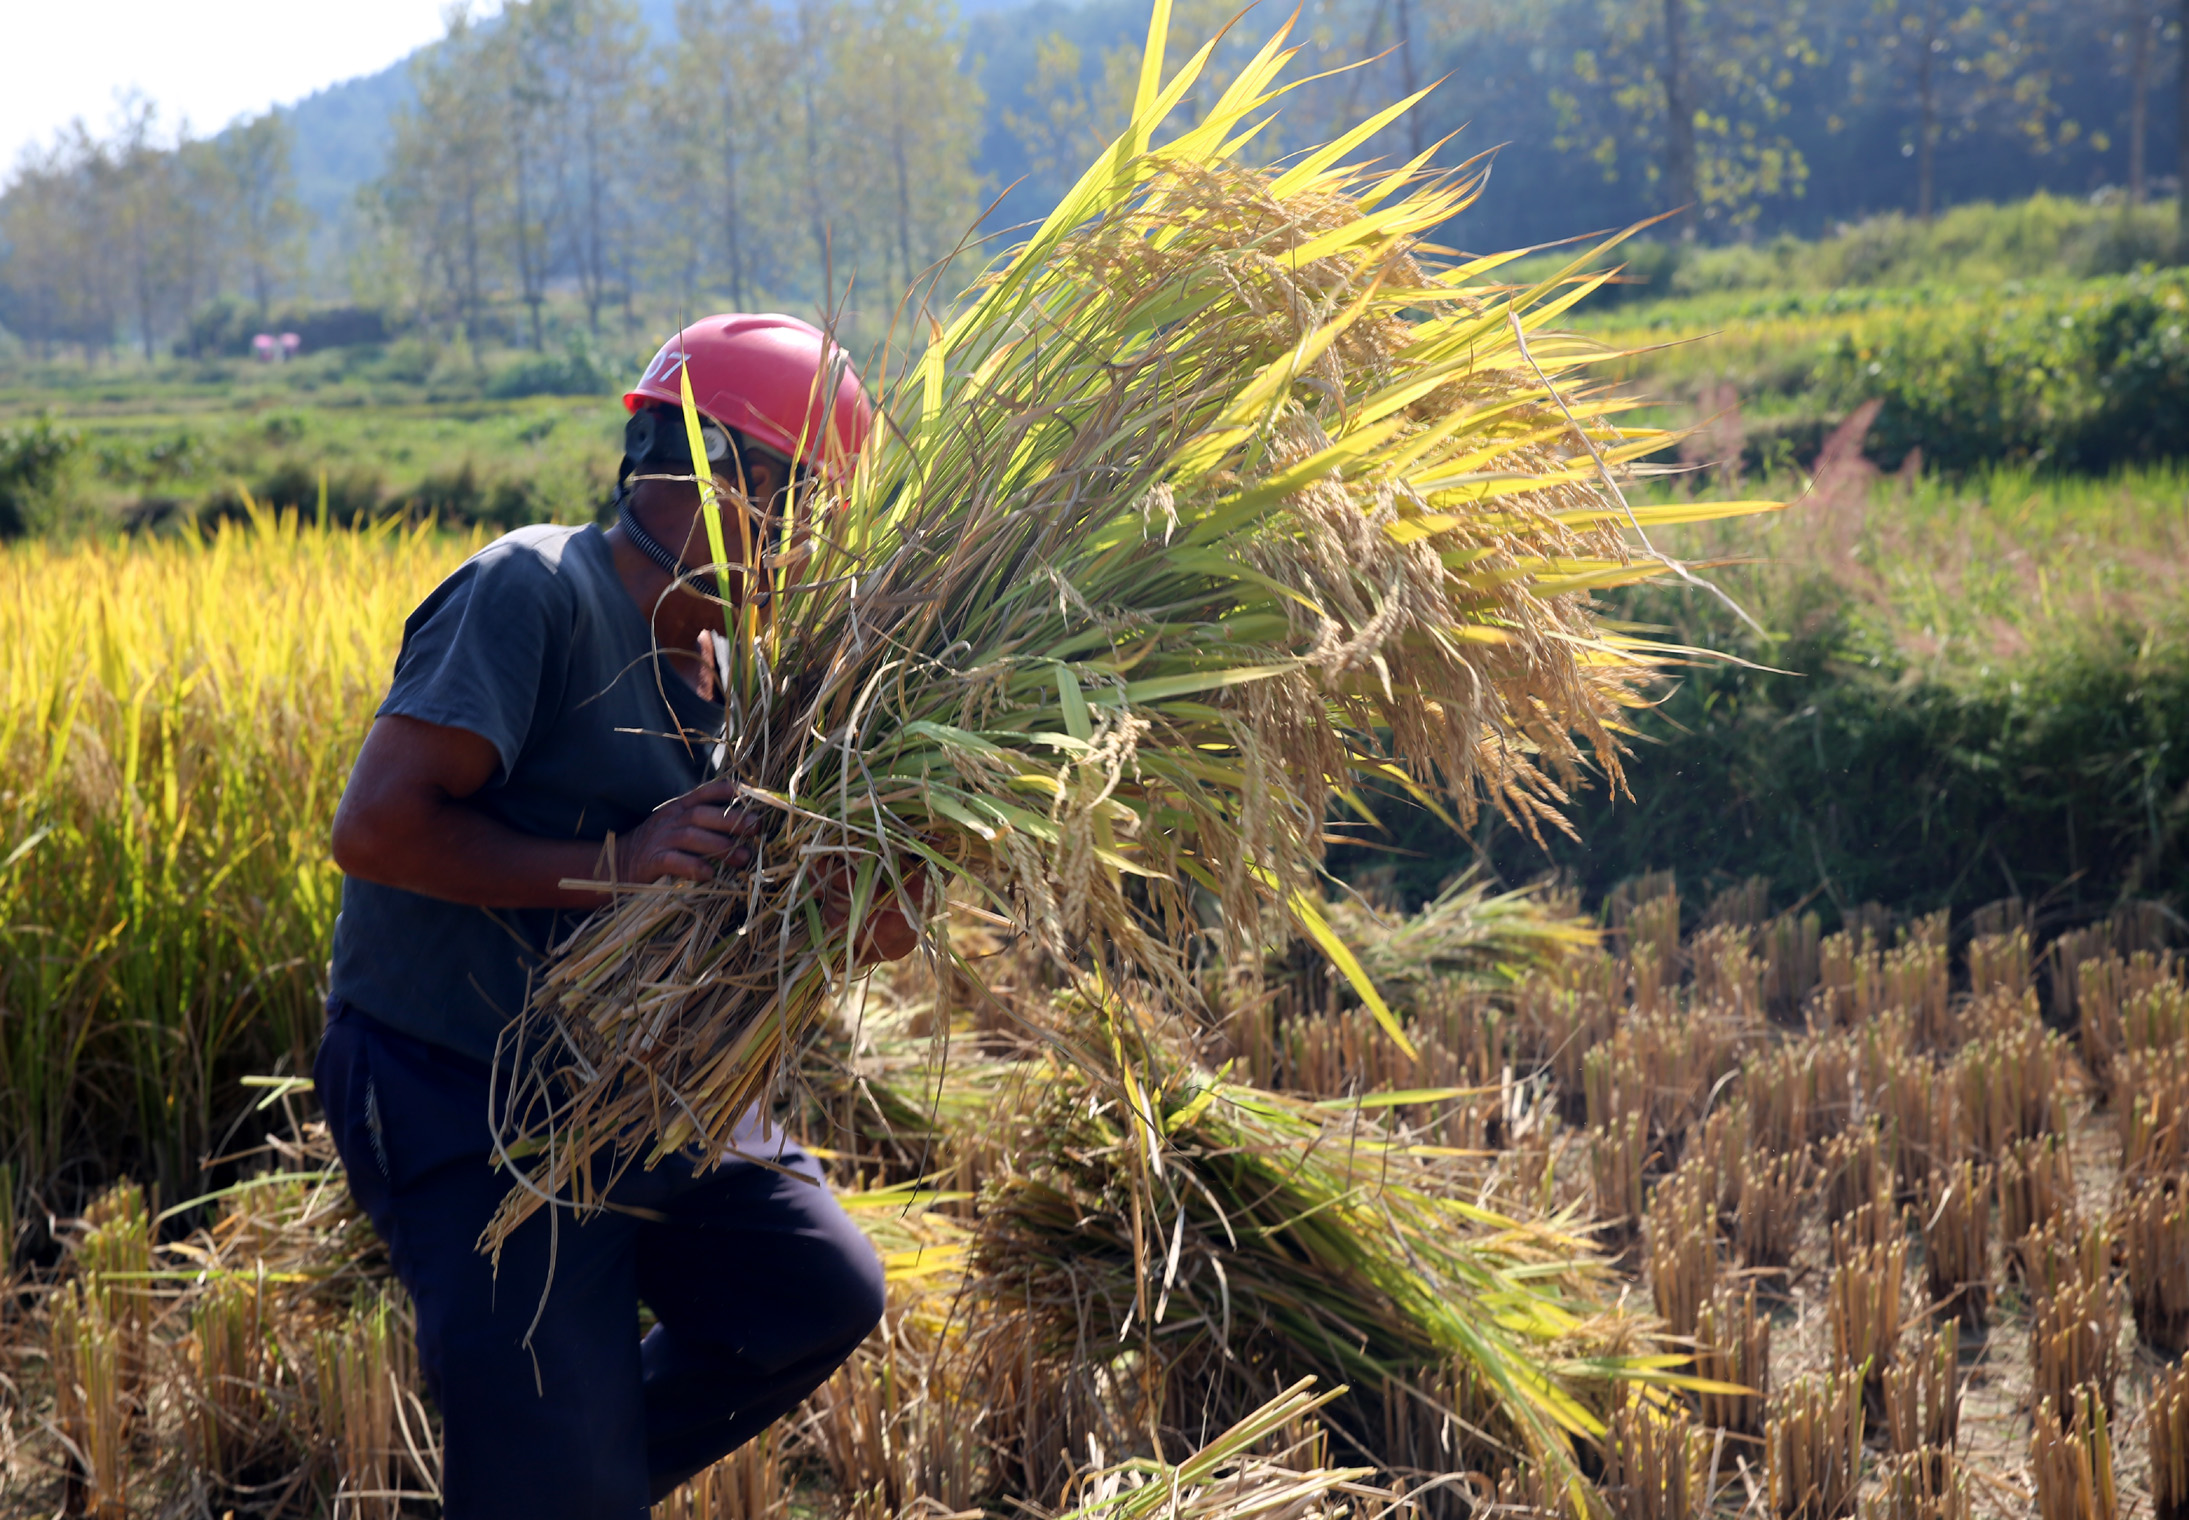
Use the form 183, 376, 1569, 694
313, 999, 886, 1519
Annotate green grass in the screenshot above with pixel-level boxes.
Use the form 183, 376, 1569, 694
0, 342, 640, 533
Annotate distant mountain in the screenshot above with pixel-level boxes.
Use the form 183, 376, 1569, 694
266, 0, 1054, 257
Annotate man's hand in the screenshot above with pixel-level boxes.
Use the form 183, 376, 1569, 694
820, 861, 928, 966
615, 777, 764, 885
333, 714, 762, 910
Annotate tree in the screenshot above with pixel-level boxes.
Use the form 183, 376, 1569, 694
654, 0, 795, 313
1865, 0, 2070, 220
1552, 0, 1817, 235
383, 11, 506, 338
836, 0, 984, 300
218, 113, 306, 314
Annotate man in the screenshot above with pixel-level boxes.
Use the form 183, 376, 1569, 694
318, 314, 907, 1519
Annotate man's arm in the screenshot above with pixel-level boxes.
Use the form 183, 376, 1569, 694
331, 714, 757, 910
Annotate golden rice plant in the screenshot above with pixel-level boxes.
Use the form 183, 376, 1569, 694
2074, 948, 2178, 1102
2122, 1181, 2189, 1355
0, 514, 473, 1206
1746, 1037, 1854, 1156
1872, 1050, 1953, 1197
1919, 1162, 1990, 1327
2152, 1359, 2189, 1520
1765, 1370, 1864, 1520
494, 1, 1773, 1251
2029, 1386, 2118, 1520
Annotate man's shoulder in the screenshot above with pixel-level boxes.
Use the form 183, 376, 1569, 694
450, 524, 613, 606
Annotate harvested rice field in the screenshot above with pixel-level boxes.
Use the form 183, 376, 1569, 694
8, 872, 2188, 1519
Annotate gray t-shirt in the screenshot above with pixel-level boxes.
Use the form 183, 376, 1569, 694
329, 523, 721, 1062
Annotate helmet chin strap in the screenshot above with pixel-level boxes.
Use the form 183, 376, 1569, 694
616, 486, 727, 604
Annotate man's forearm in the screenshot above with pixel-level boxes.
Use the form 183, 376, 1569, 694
338, 799, 617, 910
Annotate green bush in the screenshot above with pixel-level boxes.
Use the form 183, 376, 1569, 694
1347, 580, 2189, 930
0, 414, 78, 538
1817, 272, 2189, 474
487, 335, 616, 398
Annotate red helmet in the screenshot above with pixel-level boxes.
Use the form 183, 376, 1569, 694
625, 314, 872, 480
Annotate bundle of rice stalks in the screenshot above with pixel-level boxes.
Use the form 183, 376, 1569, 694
1051, 1381, 1397, 1520
1997, 1137, 2076, 1273
804, 1299, 983, 1520
2153, 1359, 2189, 1520
1316, 874, 1596, 1016
2029, 1386, 2118, 1520
2120, 1047, 2189, 1182
1810, 928, 1880, 1031
2029, 1273, 2121, 1420
1692, 1286, 1767, 1440
1519, 969, 1620, 1098
1870, 1450, 1974, 1520
1826, 1237, 1905, 1402
1822, 1122, 1892, 1222
1745, 1038, 1854, 1157
2074, 949, 2178, 1101
1591, 1113, 1651, 1253
973, 1025, 1680, 1502
1601, 1389, 1705, 1520
181, 1272, 276, 1485
1765, 1370, 1864, 1520
1882, 1321, 1958, 1464
1919, 1162, 1990, 1327
1734, 1150, 1809, 1273
1952, 1017, 2066, 1160
1647, 1166, 1717, 1339
1762, 913, 1822, 1021
2122, 1181, 2189, 1355
1967, 930, 2031, 1001
1688, 925, 1762, 1018
1871, 1051, 1954, 1197
655, 1431, 784, 1520
311, 1289, 432, 1520
49, 1279, 130, 1519
492, 1, 1771, 1247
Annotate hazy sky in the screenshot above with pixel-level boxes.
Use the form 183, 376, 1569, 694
2, 1, 475, 170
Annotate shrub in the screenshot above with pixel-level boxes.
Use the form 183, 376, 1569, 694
486, 335, 615, 398
1815, 273, 2189, 475
0, 413, 79, 538
1347, 578, 2189, 927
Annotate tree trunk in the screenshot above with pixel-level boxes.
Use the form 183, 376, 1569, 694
2129, 0, 2151, 204
1395, 0, 1422, 158
2177, 0, 2188, 249
1661, 0, 1697, 236
891, 60, 915, 294
722, 82, 746, 312
1916, 1, 1938, 221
